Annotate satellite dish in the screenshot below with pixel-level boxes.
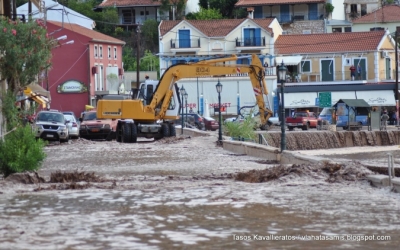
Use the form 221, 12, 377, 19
119, 83, 125, 94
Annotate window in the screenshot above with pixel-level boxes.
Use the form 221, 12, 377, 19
122, 10, 133, 24
140, 11, 149, 16
114, 47, 117, 59
344, 27, 352, 32
99, 45, 103, 58
361, 4, 367, 16
94, 45, 98, 58
108, 46, 111, 59
332, 27, 342, 33
301, 60, 311, 73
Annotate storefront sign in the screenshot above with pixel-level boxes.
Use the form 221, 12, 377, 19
57, 80, 88, 93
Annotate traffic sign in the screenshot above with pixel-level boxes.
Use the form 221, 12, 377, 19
318, 92, 331, 108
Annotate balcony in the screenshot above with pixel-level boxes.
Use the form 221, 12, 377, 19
270, 11, 322, 24
235, 37, 266, 52
170, 39, 201, 54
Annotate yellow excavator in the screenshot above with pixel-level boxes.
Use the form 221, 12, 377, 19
96, 54, 273, 142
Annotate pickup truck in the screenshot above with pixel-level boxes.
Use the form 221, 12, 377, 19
286, 111, 318, 131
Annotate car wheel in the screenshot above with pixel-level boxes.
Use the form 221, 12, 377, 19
122, 123, 131, 143
169, 123, 176, 137
302, 123, 309, 130
288, 126, 294, 131
130, 123, 137, 143
161, 123, 170, 137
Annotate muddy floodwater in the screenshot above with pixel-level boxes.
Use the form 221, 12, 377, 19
1, 133, 400, 249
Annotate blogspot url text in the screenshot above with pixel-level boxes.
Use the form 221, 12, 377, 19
233, 234, 391, 242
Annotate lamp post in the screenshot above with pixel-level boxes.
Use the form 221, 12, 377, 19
216, 80, 223, 143
180, 85, 186, 134
184, 92, 188, 128
278, 61, 288, 152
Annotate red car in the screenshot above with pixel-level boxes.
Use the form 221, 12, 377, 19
203, 116, 219, 131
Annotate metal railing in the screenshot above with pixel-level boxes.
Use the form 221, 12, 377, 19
170, 39, 200, 49
235, 37, 266, 47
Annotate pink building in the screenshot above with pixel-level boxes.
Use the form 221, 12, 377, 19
45, 21, 125, 117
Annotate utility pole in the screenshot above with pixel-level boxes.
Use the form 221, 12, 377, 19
396, 27, 399, 125
136, 24, 141, 89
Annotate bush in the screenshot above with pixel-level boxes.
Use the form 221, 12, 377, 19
0, 125, 46, 178
223, 116, 257, 141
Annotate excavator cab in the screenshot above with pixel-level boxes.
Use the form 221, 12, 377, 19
137, 80, 158, 105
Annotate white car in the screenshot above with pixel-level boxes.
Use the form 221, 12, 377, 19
64, 114, 80, 139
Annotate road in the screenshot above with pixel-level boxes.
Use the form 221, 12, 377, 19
0, 134, 399, 249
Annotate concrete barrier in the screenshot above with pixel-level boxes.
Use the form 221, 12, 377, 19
391, 178, 400, 193
366, 175, 390, 188
180, 128, 210, 137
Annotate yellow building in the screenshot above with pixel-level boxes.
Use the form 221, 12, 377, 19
275, 30, 397, 83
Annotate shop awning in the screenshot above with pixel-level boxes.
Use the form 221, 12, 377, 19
26, 83, 50, 99
23, 86, 49, 109
324, 91, 356, 106
284, 92, 318, 108
275, 56, 303, 66
356, 90, 395, 106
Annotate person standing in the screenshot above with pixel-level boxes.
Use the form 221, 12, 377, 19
349, 65, 356, 80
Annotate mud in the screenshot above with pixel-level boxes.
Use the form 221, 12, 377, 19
235, 162, 373, 183
265, 130, 400, 150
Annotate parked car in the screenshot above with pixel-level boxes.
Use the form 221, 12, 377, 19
62, 111, 78, 124
179, 113, 205, 130
79, 111, 117, 140
286, 111, 318, 130
33, 110, 69, 142
64, 114, 80, 139
203, 116, 219, 131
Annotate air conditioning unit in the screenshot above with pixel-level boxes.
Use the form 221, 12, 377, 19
381, 50, 389, 58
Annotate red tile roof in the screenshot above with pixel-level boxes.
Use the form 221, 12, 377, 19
48, 21, 126, 45
352, 5, 400, 23
235, 0, 324, 7
159, 18, 275, 37
99, 0, 162, 8
275, 31, 386, 54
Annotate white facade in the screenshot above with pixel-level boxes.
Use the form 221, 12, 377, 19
330, 0, 346, 20
176, 77, 275, 116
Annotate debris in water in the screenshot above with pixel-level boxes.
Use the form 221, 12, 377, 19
235, 162, 373, 183
50, 170, 102, 183
5, 172, 45, 184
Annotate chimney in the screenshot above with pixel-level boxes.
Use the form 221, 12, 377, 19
247, 7, 254, 19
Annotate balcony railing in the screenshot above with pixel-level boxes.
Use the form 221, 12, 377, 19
170, 39, 200, 49
235, 37, 266, 47
271, 11, 322, 23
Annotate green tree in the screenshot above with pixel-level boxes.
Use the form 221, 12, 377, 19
0, 17, 53, 94
186, 7, 223, 20
67, 0, 118, 36
158, 0, 186, 20
199, 0, 243, 18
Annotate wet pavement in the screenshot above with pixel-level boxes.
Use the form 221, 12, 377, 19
0, 135, 400, 249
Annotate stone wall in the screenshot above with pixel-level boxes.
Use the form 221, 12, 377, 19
283, 20, 325, 35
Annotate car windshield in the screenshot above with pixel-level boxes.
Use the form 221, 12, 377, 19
83, 112, 97, 121
64, 115, 75, 122
37, 112, 64, 123
319, 108, 333, 116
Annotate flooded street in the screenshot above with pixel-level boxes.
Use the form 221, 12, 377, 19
0, 134, 400, 249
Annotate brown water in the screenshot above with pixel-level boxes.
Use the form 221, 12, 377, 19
0, 181, 399, 250
1, 136, 400, 249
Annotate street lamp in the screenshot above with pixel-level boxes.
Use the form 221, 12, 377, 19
184, 92, 188, 128
180, 85, 186, 134
216, 80, 223, 143
278, 61, 288, 152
